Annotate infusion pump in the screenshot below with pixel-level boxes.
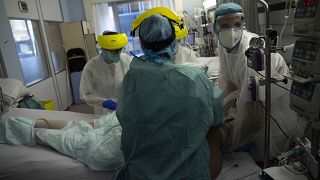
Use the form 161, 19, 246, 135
289, 38, 320, 122
291, 39, 320, 82
293, 0, 320, 38
290, 81, 320, 121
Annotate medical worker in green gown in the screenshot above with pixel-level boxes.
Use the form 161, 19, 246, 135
113, 13, 225, 180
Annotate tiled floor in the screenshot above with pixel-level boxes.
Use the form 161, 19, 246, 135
66, 103, 94, 114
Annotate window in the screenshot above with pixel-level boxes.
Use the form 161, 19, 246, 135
10, 19, 50, 86
45, 22, 66, 73
93, 3, 116, 37
117, 3, 131, 14
93, 0, 175, 54
117, 1, 153, 53
117, 1, 151, 15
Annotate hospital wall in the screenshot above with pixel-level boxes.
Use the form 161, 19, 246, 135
60, 0, 86, 22
0, 0, 80, 110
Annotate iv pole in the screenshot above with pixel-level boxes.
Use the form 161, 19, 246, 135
250, 0, 271, 168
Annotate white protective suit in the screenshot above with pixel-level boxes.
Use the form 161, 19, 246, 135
174, 44, 198, 64
218, 30, 305, 160
80, 53, 132, 115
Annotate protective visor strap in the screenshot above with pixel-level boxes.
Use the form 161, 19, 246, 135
139, 19, 176, 51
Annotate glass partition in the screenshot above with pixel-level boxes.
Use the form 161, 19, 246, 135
10, 19, 50, 86
44, 21, 66, 73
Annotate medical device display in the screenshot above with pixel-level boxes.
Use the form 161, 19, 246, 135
290, 81, 320, 120
286, 1, 320, 179
293, 0, 320, 38
291, 39, 320, 81
246, 47, 264, 71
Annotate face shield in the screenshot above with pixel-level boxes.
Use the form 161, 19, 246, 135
215, 13, 245, 50
97, 33, 128, 50
216, 13, 244, 32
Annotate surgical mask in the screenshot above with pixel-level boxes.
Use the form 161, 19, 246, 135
218, 29, 243, 50
101, 49, 121, 63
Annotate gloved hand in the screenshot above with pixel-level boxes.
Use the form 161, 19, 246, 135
101, 99, 117, 110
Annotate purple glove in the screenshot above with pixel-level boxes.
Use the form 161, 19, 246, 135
102, 99, 117, 110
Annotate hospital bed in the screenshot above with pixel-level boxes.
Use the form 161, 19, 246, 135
0, 57, 262, 179
0, 108, 113, 180
0, 108, 261, 180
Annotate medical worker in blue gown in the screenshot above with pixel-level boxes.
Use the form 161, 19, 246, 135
113, 14, 225, 180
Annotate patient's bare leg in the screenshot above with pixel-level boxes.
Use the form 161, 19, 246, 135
34, 119, 75, 146
207, 126, 225, 180
34, 118, 94, 146
34, 118, 75, 129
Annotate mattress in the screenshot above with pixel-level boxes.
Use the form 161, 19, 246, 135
0, 144, 260, 180
0, 108, 261, 180
0, 144, 112, 180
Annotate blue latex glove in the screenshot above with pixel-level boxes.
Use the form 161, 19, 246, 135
101, 99, 117, 110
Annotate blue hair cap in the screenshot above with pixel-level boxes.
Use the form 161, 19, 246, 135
214, 3, 243, 22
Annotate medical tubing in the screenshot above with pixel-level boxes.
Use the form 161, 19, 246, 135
258, 100, 291, 140
279, 0, 293, 46
254, 70, 291, 91
283, 116, 302, 152
281, 158, 308, 175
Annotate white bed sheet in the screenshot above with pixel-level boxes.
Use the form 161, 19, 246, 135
0, 108, 261, 180
0, 144, 112, 180
1, 108, 110, 180
196, 56, 220, 77
2, 108, 102, 123
217, 152, 262, 180
0, 145, 260, 180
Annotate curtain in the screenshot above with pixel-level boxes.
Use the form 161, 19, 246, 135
236, 0, 260, 34
93, 2, 116, 37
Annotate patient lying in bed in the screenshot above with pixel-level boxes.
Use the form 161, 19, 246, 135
0, 109, 262, 180
0, 112, 124, 171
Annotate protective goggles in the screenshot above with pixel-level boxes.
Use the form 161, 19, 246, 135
97, 33, 128, 50
131, 7, 185, 37
215, 13, 244, 32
